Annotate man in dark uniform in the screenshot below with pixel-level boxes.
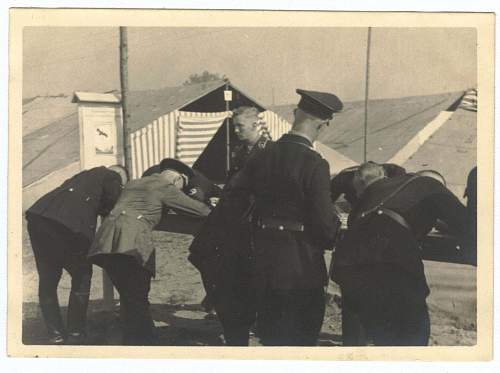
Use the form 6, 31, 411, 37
223, 89, 342, 346
25, 165, 128, 344
188, 106, 272, 345
464, 166, 477, 266
89, 159, 211, 345
331, 162, 471, 345
329, 162, 406, 345
228, 106, 271, 179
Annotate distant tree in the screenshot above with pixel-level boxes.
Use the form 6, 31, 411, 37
183, 70, 223, 86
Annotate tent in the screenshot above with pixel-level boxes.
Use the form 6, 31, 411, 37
124, 80, 290, 182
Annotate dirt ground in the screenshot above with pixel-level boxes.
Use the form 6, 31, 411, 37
22, 228, 476, 346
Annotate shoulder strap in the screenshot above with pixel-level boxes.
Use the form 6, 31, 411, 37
359, 174, 421, 219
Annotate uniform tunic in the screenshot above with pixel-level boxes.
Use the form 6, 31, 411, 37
332, 174, 468, 345
230, 133, 339, 290
25, 166, 123, 339
26, 166, 123, 243
188, 135, 272, 285
224, 133, 340, 346
228, 135, 270, 180
89, 174, 211, 275
188, 135, 272, 345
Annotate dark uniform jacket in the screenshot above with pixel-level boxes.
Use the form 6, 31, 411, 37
25, 166, 123, 244
332, 174, 468, 296
228, 135, 270, 180
225, 133, 340, 290
188, 136, 271, 292
89, 174, 211, 275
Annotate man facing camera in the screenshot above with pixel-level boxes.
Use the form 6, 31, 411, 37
188, 106, 272, 345
228, 106, 271, 180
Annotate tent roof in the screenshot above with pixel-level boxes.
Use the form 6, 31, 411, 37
73, 80, 268, 132
127, 80, 227, 131
271, 91, 465, 164
402, 107, 476, 200
126, 80, 267, 132
314, 141, 357, 175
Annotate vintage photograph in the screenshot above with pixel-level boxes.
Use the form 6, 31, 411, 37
8, 9, 494, 360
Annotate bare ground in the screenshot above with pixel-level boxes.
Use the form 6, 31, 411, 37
22, 229, 476, 346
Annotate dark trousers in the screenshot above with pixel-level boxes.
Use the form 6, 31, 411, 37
341, 264, 430, 346
213, 255, 256, 346
256, 287, 326, 346
101, 255, 154, 346
341, 291, 367, 346
27, 215, 93, 338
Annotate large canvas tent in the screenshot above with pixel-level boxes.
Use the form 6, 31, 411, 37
120, 80, 290, 182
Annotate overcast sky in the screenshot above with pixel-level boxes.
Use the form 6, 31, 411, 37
23, 27, 476, 105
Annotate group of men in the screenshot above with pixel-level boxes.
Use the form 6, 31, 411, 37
26, 88, 477, 346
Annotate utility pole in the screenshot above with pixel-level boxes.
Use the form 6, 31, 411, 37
102, 26, 131, 311
363, 27, 372, 163
120, 27, 133, 174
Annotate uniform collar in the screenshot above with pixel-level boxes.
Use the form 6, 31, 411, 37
246, 135, 267, 152
282, 132, 314, 147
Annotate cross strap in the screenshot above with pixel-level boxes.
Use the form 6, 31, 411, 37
359, 174, 421, 219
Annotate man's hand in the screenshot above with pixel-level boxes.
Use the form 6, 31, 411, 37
209, 197, 220, 208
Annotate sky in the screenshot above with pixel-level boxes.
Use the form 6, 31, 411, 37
23, 27, 477, 105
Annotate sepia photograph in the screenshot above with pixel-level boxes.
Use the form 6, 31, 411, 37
7, 9, 494, 360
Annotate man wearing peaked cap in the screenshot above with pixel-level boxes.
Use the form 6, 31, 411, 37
296, 89, 343, 120
221, 89, 343, 346
141, 158, 222, 206
159, 158, 195, 179
89, 161, 212, 345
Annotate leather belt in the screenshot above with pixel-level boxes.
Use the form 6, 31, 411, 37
362, 207, 411, 232
110, 210, 144, 220
257, 217, 304, 232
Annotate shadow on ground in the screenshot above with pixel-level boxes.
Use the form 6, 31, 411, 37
23, 300, 342, 347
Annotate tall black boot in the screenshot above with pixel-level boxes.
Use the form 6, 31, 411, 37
39, 297, 65, 344
66, 290, 90, 344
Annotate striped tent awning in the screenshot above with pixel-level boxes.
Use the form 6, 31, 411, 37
176, 111, 229, 167
459, 88, 477, 112
129, 109, 291, 179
